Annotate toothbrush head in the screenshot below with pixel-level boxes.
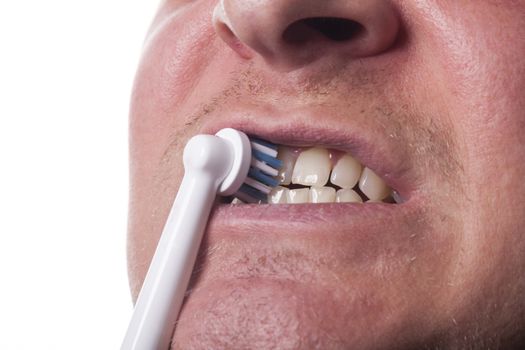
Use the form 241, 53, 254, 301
214, 128, 252, 196
235, 136, 283, 203
215, 128, 282, 203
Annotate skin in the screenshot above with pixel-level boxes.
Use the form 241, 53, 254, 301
128, 0, 525, 348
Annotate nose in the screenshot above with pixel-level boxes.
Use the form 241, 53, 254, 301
212, 0, 400, 70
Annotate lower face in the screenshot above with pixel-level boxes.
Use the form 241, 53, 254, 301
127, 1, 525, 348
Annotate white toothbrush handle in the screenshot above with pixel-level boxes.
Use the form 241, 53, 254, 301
121, 133, 246, 350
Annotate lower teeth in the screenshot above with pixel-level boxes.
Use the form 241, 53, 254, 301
229, 185, 396, 205
229, 176, 398, 205
262, 184, 394, 204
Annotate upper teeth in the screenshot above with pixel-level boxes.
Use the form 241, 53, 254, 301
358, 167, 391, 201
292, 147, 332, 187
269, 146, 394, 204
330, 153, 362, 189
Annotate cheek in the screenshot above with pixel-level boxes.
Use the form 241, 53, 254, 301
131, 3, 217, 155
409, 1, 525, 218
128, 2, 222, 296
449, 16, 525, 228
404, 0, 525, 325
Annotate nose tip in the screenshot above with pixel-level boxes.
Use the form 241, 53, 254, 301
212, 0, 401, 70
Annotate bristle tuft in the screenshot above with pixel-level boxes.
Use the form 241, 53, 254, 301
232, 136, 282, 204
251, 158, 279, 177
250, 137, 278, 152
252, 149, 282, 169
248, 168, 279, 188
237, 184, 268, 202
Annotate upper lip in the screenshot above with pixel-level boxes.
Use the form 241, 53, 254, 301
199, 105, 419, 200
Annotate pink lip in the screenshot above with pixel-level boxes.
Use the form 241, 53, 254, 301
203, 198, 426, 272
200, 106, 420, 199
212, 200, 417, 226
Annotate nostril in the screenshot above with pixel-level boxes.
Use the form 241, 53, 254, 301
283, 17, 364, 44
305, 18, 363, 41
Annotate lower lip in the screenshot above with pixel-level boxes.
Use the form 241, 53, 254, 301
214, 200, 407, 222
207, 198, 424, 248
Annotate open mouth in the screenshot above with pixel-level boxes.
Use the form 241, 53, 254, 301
228, 143, 401, 205
202, 109, 417, 211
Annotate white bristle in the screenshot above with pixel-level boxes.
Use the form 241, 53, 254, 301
250, 141, 278, 158
251, 158, 279, 177
231, 197, 245, 205
244, 177, 272, 194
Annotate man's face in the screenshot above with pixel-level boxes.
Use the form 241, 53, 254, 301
128, 0, 525, 348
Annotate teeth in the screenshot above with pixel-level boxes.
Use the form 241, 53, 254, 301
276, 147, 297, 186
292, 147, 331, 187
239, 143, 398, 206
358, 167, 391, 201
287, 188, 310, 204
392, 190, 405, 204
267, 186, 289, 204
330, 154, 362, 189
335, 189, 363, 203
309, 186, 336, 203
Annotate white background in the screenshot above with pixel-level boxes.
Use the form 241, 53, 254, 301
0, 1, 159, 349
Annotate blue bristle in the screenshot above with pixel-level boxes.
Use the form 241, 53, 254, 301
238, 184, 268, 202
252, 149, 283, 170
250, 136, 278, 151
248, 168, 280, 188
232, 136, 284, 204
